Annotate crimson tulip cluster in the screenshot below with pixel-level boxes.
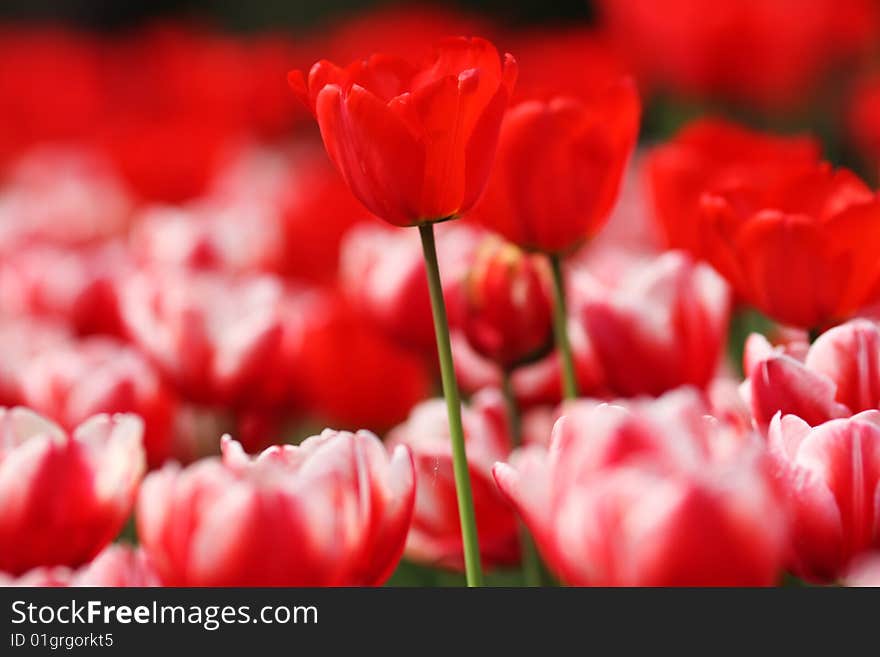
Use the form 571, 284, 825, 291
3, 4, 880, 588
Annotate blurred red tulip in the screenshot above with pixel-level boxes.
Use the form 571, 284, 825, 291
0, 147, 133, 251
388, 389, 519, 569
0, 544, 159, 587
339, 221, 483, 351
459, 237, 554, 370
743, 320, 880, 430
119, 268, 317, 408
768, 411, 880, 581
131, 201, 284, 275
596, 0, 879, 109
847, 73, 880, 174
471, 88, 639, 254
508, 28, 633, 105
138, 433, 414, 586
0, 241, 127, 337
574, 251, 730, 396
0, 408, 144, 575
646, 119, 820, 255
0, 317, 72, 406
700, 163, 880, 328
18, 337, 177, 467
289, 37, 517, 226
845, 554, 880, 586
296, 297, 433, 432
494, 389, 788, 585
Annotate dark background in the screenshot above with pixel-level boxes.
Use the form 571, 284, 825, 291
0, 0, 594, 31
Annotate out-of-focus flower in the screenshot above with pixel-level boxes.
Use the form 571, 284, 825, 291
0, 544, 160, 587
278, 147, 371, 284
743, 320, 880, 430
646, 119, 820, 255
573, 251, 730, 396
844, 553, 880, 586
138, 433, 415, 586
596, 0, 879, 109
0, 317, 71, 406
494, 389, 788, 585
0, 29, 103, 164
0, 147, 132, 251
339, 222, 483, 351
131, 201, 284, 275
0, 408, 144, 575
768, 411, 880, 581
846, 72, 880, 174
119, 268, 317, 408
388, 389, 518, 569
289, 37, 517, 226
296, 297, 433, 432
471, 88, 639, 254
321, 6, 494, 65
458, 237, 554, 370
508, 28, 632, 104
0, 241, 127, 336
700, 163, 880, 329
17, 337, 177, 467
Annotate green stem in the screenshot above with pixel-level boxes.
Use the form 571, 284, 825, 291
418, 223, 484, 587
500, 370, 541, 587
548, 254, 578, 400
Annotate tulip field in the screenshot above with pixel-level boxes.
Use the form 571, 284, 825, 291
1, 1, 880, 588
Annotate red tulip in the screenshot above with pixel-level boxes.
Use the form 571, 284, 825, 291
0, 241, 127, 337
494, 389, 788, 585
0, 408, 145, 575
119, 268, 317, 407
17, 337, 177, 467
574, 251, 731, 396
700, 163, 880, 328
596, 0, 879, 109
509, 28, 633, 105
646, 118, 820, 255
0, 147, 132, 251
744, 320, 880, 430
459, 237, 554, 369
295, 296, 433, 432
845, 554, 880, 586
471, 87, 639, 254
289, 37, 517, 226
0, 316, 71, 406
137, 432, 415, 586
768, 411, 880, 581
131, 201, 284, 275
339, 221, 483, 351
387, 389, 519, 569
847, 72, 880, 170
0, 544, 160, 587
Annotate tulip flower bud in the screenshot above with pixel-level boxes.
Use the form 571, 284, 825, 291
462, 237, 554, 370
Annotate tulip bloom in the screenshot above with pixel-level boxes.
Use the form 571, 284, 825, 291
574, 251, 731, 396
339, 222, 483, 351
18, 337, 177, 467
768, 411, 880, 581
743, 320, 880, 430
646, 119, 820, 255
387, 389, 519, 569
700, 163, 880, 329
458, 237, 554, 371
0, 544, 160, 587
119, 268, 318, 407
472, 88, 640, 255
289, 37, 517, 226
0, 408, 145, 575
494, 389, 788, 586
138, 432, 414, 586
